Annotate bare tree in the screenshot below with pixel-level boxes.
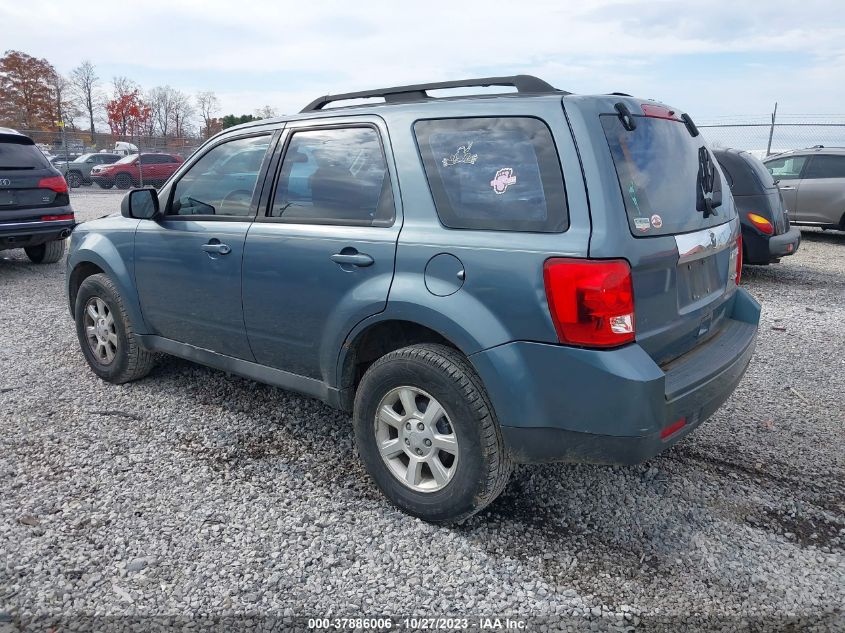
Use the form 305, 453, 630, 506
147, 85, 176, 137
47, 71, 77, 127
196, 90, 219, 139
69, 60, 100, 142
254, 105, 277, 119
170, 89, 194, 138
112, 76, 139, 100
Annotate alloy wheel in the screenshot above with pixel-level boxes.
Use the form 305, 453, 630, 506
83, 297, 118, 365
374, 386, 459, 492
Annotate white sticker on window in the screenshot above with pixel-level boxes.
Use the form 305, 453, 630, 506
490, 167, 517, 194
442, 142, 478, 167
634, 217, 651, 232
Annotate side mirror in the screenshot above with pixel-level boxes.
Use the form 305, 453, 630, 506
121, 187, 160, 220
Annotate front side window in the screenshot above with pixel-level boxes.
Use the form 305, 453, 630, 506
270, 127, 394, 226
169, 135, 271, 217
414, 117, 567, 232
804, 155, 845, 179
765, 156, 807, 180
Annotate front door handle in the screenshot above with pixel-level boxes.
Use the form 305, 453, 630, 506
331, 250, 374, 267
202, 241, 231, 255
779, 185, 795, 190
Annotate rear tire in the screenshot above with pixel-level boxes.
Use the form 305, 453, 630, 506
97, 182, 113, 189
74, 273, 155, 384
66, 171, 82, 188
25, 240, 65, 264
114, 173, 132, 190
353, 343, 511, 523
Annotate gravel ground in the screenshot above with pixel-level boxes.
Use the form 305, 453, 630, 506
1, 188, 843, 632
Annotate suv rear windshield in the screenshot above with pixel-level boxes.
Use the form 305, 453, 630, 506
601, 114, 729, 236
0, 138, 50, 169
414, 117, 568, 232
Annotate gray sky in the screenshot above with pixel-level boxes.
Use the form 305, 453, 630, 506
2, 0, 844, 120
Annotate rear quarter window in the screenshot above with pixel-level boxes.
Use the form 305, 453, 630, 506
413, 117, 568, 232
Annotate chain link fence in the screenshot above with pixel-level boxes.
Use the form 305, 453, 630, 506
19, 128, 200, 164
699, 116, 845, 159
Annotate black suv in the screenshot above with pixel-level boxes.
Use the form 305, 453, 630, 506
0, 128, 75, 263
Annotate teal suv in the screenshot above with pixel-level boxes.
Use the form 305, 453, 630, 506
66, 76, 760, 522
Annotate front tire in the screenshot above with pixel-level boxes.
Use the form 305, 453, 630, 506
96, 181, 114, 189
74, 273, 155, 384
25, 240, 65, 264
353, 344, 511, 523
114, 173, 132, 190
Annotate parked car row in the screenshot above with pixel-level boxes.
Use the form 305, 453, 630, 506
56, 152, 184, 190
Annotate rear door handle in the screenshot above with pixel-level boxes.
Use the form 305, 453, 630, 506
202, 241, 231, 255
331, 250, 374, 267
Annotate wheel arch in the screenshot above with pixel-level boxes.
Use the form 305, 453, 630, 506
67, 237, 147, 332
338, 318, 460, 391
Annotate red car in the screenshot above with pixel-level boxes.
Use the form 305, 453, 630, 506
90, 153, 183, 190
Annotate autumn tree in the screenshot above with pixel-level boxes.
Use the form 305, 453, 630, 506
70, 60, 101, 142
0, 50, 57, 130
105, 89, 150, 138
196, 90, 220, 139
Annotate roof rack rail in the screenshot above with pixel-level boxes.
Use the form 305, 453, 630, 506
300, 75, 564, 112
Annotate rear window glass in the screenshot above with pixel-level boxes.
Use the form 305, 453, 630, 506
0, 140, 49, 169
743, 153, 777, 190
601, 115, 730, 236
414, 117, 568, 232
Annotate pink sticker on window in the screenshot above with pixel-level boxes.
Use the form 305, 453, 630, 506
490, 167, 516, 194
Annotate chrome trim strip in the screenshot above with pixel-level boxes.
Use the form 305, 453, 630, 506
675, 220, 736, 264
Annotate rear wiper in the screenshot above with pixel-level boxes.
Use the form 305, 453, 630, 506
696, 147, 722, 218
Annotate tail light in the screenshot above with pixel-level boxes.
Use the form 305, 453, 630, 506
747, 213, 774, 235
38, 175, 69, 194
641, 103, 681, 121
41, 213, 74, 221
543, 258, 635, 348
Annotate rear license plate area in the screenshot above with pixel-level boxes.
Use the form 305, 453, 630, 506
0, 190, 15, 206
678, 256, 721, 308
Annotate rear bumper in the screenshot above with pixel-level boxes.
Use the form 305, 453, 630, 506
470, 288, 761, 465
743, 225, 800, 264
0, 219, 75, 250
768, 226, 801, 258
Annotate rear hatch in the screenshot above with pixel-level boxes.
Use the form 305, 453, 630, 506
571, 97, 742, 366
0, 132, 70, 223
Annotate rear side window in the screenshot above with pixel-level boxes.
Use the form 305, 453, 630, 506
0, 140, 49, 169
765, 156, 807, 180
414, 117, 568, 232
270, 127, 394, 227
804, 155, 845, 179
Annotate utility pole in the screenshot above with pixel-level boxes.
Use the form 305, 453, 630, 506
766, 102, 778, 156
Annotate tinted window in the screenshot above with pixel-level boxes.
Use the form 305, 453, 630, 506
765, 155, 807, 180
0, 140, 50, 169
804, 155, 845, 179
140, 155, 157, 165
602, 115, 728, 236
743, 153, 777, 189
270, 127, 394, 226
101, 155, 120, 164
414, 117, 567, 232
114, 155, 137, 165
170, 135, 271, 217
